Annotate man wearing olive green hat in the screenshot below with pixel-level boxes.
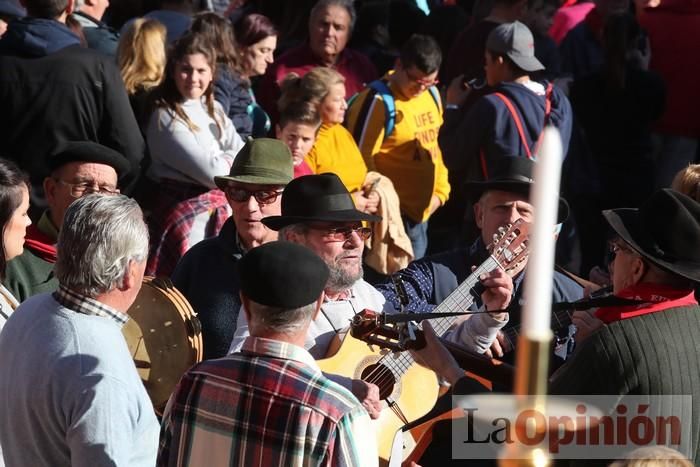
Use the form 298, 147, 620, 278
172, 138, 294, 359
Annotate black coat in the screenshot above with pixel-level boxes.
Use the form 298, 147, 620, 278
171, 218, 243, 360
0, 18, 144, 193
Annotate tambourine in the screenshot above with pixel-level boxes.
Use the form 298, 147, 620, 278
123, 276, 203, 414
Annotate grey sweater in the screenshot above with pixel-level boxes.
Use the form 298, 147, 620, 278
0, 293, 159, 467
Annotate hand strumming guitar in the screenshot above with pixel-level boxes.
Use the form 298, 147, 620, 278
351, 379, 382, 419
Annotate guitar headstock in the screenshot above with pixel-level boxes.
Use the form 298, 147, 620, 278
489, 218, 531, 278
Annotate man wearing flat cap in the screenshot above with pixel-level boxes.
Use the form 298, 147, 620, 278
5, 141, 127, 302
159, 241, 378, 467
378, 157, 583, 362
172, 138, 293, 360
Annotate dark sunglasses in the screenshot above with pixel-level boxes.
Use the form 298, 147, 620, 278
225, 187, 283, 205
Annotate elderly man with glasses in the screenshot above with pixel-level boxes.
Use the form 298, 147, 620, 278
228, 173, 513, 421
172, 138, 293, 360
5, 141, 127, 302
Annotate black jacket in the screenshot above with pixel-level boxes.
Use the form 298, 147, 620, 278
0, 18, 144, 193
171, 218, 244, 360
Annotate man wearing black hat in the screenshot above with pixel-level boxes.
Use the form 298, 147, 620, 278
5, 141, 128, 302
418, 189, 700, 465
159, 242, 378, 467
377, 157, 583, 362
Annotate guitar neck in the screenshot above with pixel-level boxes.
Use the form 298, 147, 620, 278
430, 256, 501, 337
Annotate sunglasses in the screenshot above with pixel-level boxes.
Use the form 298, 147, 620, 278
225, 187, 283, 205
309, 224, 372, 242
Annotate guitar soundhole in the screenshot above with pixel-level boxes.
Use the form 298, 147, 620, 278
360, 363, 395, 400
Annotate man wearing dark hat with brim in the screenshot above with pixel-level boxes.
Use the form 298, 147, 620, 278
228, 172, 390, 418
546, 189, 700, 464
5, 141, 128, 302
440, 20, 573, 185
159, 242, 379, 467
229, 172, 516, 420
377, 157, 583, 363
172, 138, 293, 360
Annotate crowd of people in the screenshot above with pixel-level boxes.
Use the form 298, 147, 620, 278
0, 0, 699, 465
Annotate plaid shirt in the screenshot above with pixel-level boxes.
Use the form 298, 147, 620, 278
53, 285, 128, 326
158, 337, 377, 467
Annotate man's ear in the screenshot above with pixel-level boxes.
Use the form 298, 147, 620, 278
118, 260, 139, 292
44, 176, 57, 206
65, 0, 75, 15
275, 124, 282, 138
630, 257, 648, 286
311, 291, 324, 321
474, 201, 484, 230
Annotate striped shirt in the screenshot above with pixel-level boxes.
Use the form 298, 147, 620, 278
158, 336, 378, 467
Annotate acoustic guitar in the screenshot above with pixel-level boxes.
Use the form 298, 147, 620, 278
317, 219, 530, 466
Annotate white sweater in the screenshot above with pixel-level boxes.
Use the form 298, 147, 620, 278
146, 98, 244, 189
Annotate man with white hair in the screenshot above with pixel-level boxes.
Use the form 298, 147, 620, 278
0, 195, 159, 467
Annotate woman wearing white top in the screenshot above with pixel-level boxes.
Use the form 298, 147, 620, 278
145, 33, 245, 277
0, 158, 31, 330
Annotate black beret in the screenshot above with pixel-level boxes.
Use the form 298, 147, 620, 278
49, 141, 131, 180
238, 241, 329, 308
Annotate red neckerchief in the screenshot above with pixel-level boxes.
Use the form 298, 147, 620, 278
583, 6, 605, 43
595, 283, 698, 324
563, 0, 577, 7
24, 223, 58, 263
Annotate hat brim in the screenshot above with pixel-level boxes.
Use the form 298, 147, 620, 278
465, 179, 569, 223
603, 209, 700, 283
262, 210, 381, 231
508, 53, 545, 72
214, 175, 289, 190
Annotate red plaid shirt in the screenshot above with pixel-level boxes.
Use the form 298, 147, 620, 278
158, 337, 377, 467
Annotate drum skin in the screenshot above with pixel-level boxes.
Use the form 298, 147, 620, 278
123, 277, 203, 413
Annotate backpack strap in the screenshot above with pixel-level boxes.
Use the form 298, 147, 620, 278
491, 83, 555, 160
366, 79, 397, 139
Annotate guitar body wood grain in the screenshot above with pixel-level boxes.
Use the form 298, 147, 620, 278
318, 330, 440, 466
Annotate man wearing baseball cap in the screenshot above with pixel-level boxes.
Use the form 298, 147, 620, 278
440, 20, 573, 184
172, 138, 294, 360
5, 141, 129, 302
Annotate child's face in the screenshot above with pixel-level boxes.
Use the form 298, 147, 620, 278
277, 122, 318, 166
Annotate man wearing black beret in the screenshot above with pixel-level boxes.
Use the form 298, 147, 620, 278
229, 173, 517, 420
158, 241, 379, 467
5, 141, 128, 302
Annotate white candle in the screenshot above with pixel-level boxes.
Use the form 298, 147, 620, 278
521, 126, 563, 338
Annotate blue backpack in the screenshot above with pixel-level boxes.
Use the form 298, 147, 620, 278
348, 79, 442, 141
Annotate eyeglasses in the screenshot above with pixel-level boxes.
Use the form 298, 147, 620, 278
309, 224, 372, 242
607, 240, 638, 263
405, 69, 439, 87
225, 187, 283, 205
55, 179, 120, 198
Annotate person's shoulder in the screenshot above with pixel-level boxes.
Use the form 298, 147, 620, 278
551, 270, 585, 301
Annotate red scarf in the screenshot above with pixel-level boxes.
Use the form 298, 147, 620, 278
595, 283, 698, 324
24, 223, 58, 263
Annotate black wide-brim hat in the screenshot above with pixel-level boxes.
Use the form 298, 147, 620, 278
262, 173, 381, 230
464, 157, 569, 223
603, 188, 700, 283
